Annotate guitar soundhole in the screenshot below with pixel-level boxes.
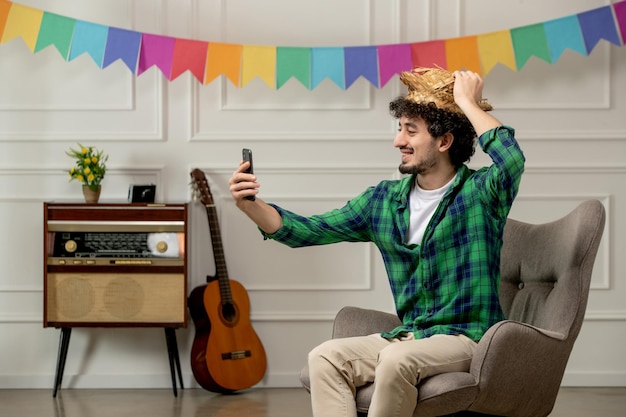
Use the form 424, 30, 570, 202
220, 302, 239, 327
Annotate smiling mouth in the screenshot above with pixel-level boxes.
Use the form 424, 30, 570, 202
400, 147, 413, 163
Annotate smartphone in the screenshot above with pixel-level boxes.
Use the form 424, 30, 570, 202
242, 148, 254, 174
242, 148, 255, 201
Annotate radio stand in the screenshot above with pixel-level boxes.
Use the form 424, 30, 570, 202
52, 327, 184, 398
43, 203, 188, 397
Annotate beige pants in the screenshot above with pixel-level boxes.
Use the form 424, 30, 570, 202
307, 332, 477, 417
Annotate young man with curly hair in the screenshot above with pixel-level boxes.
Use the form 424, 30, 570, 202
229, 68, 525, 417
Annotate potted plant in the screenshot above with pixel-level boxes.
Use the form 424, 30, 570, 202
66, 143, 108, 203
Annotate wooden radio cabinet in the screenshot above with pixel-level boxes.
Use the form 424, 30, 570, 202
43, 202, 188, 396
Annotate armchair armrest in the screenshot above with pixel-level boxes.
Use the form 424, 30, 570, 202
469, 320, 570, 417
332, 306, 401, 339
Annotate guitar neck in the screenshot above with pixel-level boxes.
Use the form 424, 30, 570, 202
204, 203, 233, 303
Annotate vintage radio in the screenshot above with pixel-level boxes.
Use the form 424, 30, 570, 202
43, 202, 188, 327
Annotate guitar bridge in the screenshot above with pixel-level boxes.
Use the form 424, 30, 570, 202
221, 350, 251, 360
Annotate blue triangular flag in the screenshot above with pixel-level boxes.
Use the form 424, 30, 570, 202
311, 47, 345, 89
103, 27, 142, 72
68, 20, 109, 67
578, 6, 621, 53
344, 46, 379, 88
544, 15, 587, 60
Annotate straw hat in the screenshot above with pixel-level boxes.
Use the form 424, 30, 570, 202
399, 67, 493, 115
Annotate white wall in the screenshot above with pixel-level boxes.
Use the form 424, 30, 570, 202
0, 0, 625, 390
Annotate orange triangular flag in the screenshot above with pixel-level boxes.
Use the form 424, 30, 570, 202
0, 0, 12, 36
205, 42, 243, 87
445, 36, 481, 74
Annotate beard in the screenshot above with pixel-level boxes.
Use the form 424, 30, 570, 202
398, 153, 437, 175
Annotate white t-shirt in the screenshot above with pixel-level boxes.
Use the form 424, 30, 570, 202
405, 175, 456, 245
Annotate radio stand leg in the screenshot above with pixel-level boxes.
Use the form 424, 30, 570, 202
53, 328, 72, 398
164, 328, 184, 396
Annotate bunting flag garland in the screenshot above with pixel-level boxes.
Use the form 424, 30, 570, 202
617, 1, 626, 40
0, 0, 625, 90
204, 42, 242, 87
344, 45, 378, 89
34, 12, 74, 58
171, 38, 208, 82
543, 16, 587, 62
477, 31, 516, 74
277, 47, 311, 89
378, 44, 413, 87
242, 45, 276, 88
103, 28, 141, 72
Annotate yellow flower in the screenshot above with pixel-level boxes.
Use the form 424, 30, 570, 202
66, 143, 108, 189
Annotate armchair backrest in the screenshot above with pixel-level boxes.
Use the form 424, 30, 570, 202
499, 200, 606, 339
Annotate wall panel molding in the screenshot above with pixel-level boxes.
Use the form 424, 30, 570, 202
517, 129, 625, 141
0, 1, 165, 142
584, 311, 626, 321
0, 166, 165, 200
188, 0, 402, 142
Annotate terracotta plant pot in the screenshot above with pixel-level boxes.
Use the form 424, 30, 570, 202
82, 185, 102, 203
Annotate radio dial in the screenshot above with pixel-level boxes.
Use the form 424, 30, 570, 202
64, 240, 77, 253
156, 241, 168, 253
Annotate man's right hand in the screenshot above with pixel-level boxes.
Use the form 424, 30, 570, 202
228, 161, 283, 234
229, 160, 259, 205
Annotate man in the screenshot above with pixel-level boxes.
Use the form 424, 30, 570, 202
229, 67, 525, 417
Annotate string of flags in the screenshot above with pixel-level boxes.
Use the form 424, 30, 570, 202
0, 0, 625, 90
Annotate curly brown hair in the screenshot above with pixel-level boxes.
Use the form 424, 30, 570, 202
389, 97, 476, 168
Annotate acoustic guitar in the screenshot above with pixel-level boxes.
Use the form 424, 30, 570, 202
189, 168, 267, 393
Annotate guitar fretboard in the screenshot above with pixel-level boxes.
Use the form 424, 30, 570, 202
204, 203, 232, 305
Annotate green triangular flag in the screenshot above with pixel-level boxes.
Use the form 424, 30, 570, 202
511, 23, 551, 69
34, 12, 76, 60
276, 47, 311, 89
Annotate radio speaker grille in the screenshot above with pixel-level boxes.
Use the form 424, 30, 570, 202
46, 273, 185, 325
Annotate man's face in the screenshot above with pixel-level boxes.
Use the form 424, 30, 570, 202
393, 116, 440, 175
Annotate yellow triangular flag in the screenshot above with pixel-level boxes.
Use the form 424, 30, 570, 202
1, 3, 44, 52
241, 45, 276, 89
477, 30, 517, 74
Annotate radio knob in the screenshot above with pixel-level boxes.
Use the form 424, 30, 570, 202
65, 240, 77, 253
156, 241, 168, 253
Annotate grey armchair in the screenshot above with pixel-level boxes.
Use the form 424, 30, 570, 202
300, 199, 606, 417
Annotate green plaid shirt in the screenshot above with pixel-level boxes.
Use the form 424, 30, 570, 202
263, 126, 524, 342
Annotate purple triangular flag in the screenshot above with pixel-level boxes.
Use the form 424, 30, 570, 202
378, 44, 413, 87
344, 46, 379, 88
137, 33, 176, 77
614, 0, 626, 45
103, 27, 142, 72
578, 5, 621, 53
